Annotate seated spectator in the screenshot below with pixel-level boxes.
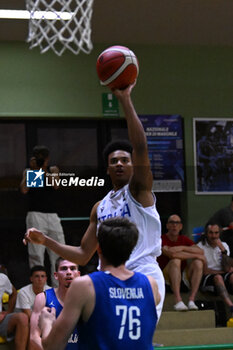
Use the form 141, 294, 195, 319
157, 214, 205, 311
16, 265, 51, 319
206, 196, 233, 257
0, 272, 29, 349
30, 258, 80, 350
197, 223, 233, 315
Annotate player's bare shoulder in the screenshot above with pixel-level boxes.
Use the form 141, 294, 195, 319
73, 274, 93, 290
68, 274, 95, 321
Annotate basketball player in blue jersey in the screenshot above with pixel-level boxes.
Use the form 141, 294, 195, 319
38, 218, 160, 350
24, 82, 165, 319
30, 258, 80, 350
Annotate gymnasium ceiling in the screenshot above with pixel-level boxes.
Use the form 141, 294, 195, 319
0, 0, 233, 46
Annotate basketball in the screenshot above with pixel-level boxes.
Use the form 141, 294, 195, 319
96, 45, 139, 90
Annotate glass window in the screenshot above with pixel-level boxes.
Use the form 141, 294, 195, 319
0, 123, 26, 179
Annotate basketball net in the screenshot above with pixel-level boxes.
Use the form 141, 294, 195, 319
26, 0, 94, 56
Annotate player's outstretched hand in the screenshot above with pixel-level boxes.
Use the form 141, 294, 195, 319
23, 227, 46, 246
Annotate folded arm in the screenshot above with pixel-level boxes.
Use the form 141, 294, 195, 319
162, 245, 205, 261
203, 267, 225, 275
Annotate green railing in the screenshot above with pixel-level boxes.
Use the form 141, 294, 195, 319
60, 217, 89, 221
155, 344, 233, 350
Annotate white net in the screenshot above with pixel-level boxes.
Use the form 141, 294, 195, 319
26, 0, 94, 56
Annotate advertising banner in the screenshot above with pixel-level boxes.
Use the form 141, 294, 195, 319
139, 115, 184, 192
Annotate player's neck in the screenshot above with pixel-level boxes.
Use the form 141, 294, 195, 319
33, 285, 45, 295
102, 264, 134, 280
112, 181, 128, 192
166, 232, 179, 242
54, 286, 67, 305
207, 240, 217, 248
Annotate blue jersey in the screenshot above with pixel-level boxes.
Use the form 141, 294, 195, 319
45, 288, 79, 349
78, 271, 157, 350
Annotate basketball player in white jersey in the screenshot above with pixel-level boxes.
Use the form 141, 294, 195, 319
24, 82, 165, 319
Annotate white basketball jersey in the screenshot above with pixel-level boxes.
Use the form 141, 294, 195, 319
97, 184, 162, 271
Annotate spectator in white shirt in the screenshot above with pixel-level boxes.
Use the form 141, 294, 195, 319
16, 265, 51, 319
197, 224, 233, 316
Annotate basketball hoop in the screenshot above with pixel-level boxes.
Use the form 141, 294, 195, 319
26, 0, 94, 56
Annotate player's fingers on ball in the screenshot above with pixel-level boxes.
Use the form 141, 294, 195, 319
132, 79, 137, 87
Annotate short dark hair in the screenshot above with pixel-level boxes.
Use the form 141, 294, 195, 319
102, 140, 132, 166
32, 145, 49, 159
199, 223, 222, 245
206, 223, 222, 232
32, 145, 50, 167
55, 257, 64, 272
30, 265, 47, 276
55, 257, 78, 272
97, 217, 138, 267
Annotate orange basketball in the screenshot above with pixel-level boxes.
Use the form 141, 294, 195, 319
96, 45, 139, 90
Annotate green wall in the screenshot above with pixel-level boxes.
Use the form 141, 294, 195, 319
0, 41, 233, 234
